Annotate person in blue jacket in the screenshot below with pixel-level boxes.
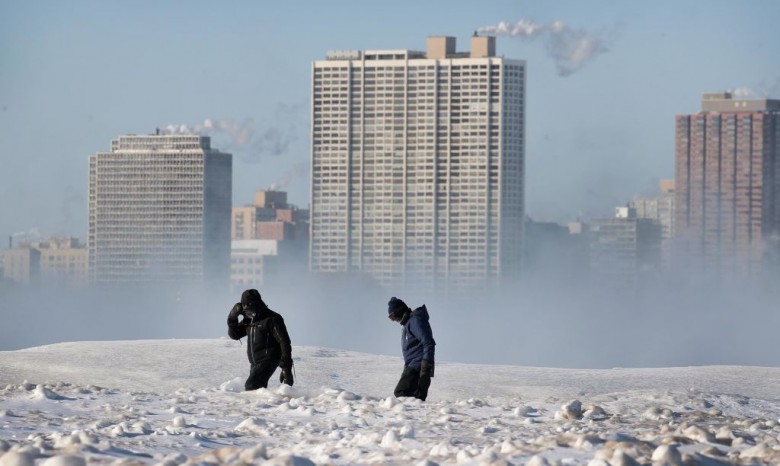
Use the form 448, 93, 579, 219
387, 296, 436, 401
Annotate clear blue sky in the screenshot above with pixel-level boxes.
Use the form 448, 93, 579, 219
1, 0, 778, 241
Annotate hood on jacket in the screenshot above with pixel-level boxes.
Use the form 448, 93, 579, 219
410, 304, 429, 321
241, 289, 269, 319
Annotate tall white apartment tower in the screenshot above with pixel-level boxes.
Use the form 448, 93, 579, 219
89, 134, 232, 286
310, 35, 526, 292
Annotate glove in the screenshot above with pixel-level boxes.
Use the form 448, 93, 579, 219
279, 366, 294, 386
228, 303, 243, 321
420, 360, 434, 378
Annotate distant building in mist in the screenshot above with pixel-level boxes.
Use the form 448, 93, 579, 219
589, 207, 662, 289
675, 92, 780, 277
232, 191, 308, 242
629, 180, 675, 267
88, 134, 232, 287
2, 245, 40, 285
310, 35, 526, 293
630, 180, 675, 240
230, 190, 309, 291
524, 218, 589, 285
2, 237, 87, 287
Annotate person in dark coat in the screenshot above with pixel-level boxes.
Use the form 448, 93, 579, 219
227, 289, 294, 391
387, 296, 436, 401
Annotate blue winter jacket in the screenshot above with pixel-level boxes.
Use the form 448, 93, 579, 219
401, 305, 436, 370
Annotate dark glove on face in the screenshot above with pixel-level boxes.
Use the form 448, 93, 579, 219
228, 303, 243, 320
279, 367, 294, 386
420, 359, 434, 378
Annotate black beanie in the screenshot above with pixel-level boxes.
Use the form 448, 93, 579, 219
241, 289, 263, 307
388, 297, 408, 317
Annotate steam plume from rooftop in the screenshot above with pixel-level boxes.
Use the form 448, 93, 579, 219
478, 19, 610, 76
159, 104, 303, 163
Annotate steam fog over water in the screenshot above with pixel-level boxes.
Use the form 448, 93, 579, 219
3, 269, 778, 368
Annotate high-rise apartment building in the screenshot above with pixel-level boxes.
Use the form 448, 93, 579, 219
89, 134, 232, 286
310, 35, 526, 292
675, 92, 780, 276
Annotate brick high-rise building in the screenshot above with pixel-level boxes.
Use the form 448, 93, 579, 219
89, 134, 232, 286
310, 35, 526, 293
675, 92, 780, 276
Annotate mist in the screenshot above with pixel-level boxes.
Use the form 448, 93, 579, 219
159, 103, 305, 164
2, 258, 778, 369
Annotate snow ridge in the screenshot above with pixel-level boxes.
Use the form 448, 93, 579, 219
0, 339, 779, 465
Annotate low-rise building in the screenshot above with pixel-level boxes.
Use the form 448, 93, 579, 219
2, 237, 87, 287
230, 190, 309, 291
589, 208, 662, 290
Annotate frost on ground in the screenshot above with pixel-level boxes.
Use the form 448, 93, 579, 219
0, 340, 779, 465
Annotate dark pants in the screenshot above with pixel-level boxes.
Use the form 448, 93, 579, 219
245, 359, 279, 391
394, 366, 431, 401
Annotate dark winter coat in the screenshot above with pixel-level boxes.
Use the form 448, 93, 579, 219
401, 305, 436, 371
228, 306, 292, 368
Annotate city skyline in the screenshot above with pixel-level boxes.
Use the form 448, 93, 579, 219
2, 1, 780, 241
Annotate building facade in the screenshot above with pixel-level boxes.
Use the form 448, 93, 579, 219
2, 246, 40, 284
589, 207, 663, 290
39, 237, 88, 287
630, 180, 675, 268
230, 190, 309, 291
630, 180, 675, 242
675, 92, 780, 276
231, 191, 308, 242
89, 134, 232, 286
2, 237, 87, 287
310, 35, 526, 293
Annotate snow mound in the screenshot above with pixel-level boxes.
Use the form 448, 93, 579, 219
219, 377, 244, 392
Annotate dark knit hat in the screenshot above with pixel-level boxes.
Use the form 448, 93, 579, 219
387, 297, 409, 317
241, 289, 263, 307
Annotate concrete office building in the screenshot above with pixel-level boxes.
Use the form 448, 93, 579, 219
89, 134, 232, 286
310, 35, 526, 293
675, 92, 780, 276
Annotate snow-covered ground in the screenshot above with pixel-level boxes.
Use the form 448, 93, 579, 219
1, 339, 779, 465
